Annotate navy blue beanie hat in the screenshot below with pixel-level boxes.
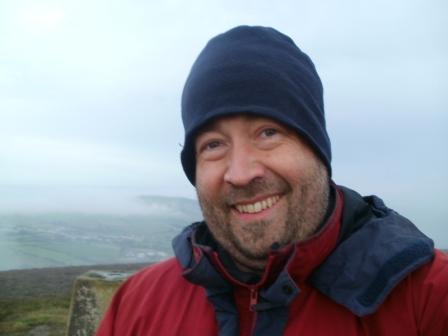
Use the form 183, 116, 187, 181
181, 25, 331, 185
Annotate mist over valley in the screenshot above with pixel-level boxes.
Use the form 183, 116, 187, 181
0, 186, 201, 271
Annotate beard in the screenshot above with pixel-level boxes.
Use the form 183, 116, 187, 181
196, 161, 330, 271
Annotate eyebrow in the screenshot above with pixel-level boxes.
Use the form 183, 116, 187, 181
196, 120, 221, 136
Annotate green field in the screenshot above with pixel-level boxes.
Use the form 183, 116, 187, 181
0, 206, 198, 271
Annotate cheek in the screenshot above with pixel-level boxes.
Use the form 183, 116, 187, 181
264, 156, 309, 184
196, 162, 225, 198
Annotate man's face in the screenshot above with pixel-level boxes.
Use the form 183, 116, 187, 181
195, 115, 329, 272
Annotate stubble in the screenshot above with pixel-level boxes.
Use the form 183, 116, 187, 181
197, 161, 330, 271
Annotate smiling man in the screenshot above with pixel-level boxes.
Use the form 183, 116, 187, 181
194, 115, 330, 274
97, 26, 448, 335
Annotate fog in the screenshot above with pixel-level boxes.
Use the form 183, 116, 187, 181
0, 0, 447, 246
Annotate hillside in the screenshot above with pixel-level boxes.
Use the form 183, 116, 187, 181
0, 263, 148, 336
0, 262, 149, 299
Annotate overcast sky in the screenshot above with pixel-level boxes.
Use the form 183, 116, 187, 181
0, 0, 447, 246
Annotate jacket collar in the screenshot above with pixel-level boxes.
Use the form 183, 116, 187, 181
286, 186, 343, 283
310, 186, 434, 316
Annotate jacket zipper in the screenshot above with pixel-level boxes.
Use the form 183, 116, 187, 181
249, 288, 258, 335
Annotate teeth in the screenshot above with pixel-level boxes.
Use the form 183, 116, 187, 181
235, 195, 280, 214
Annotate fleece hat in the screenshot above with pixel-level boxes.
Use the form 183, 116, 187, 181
181, 25, 331, 185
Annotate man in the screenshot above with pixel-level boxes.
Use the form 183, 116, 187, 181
97, 26, 448, 335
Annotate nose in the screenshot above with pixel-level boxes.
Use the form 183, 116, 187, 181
223, 143, 265, 186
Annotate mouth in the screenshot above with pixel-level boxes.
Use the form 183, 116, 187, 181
233, 195, 281, 214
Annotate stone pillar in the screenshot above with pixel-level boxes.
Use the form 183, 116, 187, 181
66, 271, 132, 336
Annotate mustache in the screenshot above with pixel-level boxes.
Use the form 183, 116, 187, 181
225, 177, 290, 204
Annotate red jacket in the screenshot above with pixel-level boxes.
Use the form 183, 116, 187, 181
97, 187, 448, 335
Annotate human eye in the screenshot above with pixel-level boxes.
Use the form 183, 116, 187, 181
202, 140, 222, 151
256, 124, 284, 149
260, 128, 278, 138
195, 133, 227, 160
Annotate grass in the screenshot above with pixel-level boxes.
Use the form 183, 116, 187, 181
0, 263, 148, 336
0, 296, 71, 336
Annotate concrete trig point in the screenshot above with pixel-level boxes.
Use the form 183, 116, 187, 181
66, 271, 132, 336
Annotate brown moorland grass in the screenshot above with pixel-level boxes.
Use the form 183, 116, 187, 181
0, 263, 148, 336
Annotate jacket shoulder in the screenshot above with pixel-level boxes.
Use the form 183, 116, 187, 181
411, 249, 448, 282
312, 186, 435, 316
121, 257, 184, 293
97, 258, 217, 336
409, 249, 448, 334
108, 257, 196, 311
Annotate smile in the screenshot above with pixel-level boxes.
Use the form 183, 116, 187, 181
234, 195, 281, 214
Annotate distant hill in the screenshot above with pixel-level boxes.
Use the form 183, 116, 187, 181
137, 195, 201, 220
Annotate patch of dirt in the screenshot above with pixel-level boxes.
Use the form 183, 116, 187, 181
26, 325, 51, 336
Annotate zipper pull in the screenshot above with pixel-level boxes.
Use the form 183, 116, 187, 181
249, 288, 258, 311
